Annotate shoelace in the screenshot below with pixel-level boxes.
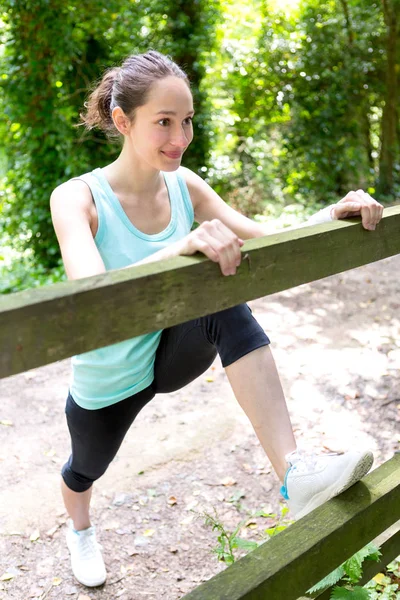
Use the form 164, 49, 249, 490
281, 450, 341, 500
281, 450, 318, 500
77, 531, 101, 561
286, 449, 339, 474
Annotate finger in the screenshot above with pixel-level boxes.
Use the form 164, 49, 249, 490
364, 193, 384, 225
357, 192, 382, 227
214, 221, 242, 270
207, 220, 242, 273
198, 229, 236, 276
360, 204, 374, 230
334, 202, 361, 218
192, 235, 220, 263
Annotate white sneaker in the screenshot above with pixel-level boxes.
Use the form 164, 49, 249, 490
281, 449, 374, 519
66, 520, 107, 587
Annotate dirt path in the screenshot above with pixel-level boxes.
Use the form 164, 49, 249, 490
0, 256, 399, 600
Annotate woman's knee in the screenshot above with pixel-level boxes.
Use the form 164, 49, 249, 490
203, 304, 270, 367
61, 456, 110, 493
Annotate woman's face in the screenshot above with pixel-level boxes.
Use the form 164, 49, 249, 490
128, 76, 194, 172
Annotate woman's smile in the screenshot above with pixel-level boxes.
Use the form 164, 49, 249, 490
162, 150, 184, 159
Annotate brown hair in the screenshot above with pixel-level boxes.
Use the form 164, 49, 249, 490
80, 50, 190, 138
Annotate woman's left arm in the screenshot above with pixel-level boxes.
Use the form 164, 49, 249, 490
182, 168, 384, 238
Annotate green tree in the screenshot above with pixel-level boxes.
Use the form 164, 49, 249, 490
378, 0, 400, 196
1, 1, 129, 268
1, 0, 219, 271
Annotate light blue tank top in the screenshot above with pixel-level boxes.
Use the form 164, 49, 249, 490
70, 167, 194, 410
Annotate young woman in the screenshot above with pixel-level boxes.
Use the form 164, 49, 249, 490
50, 50, 383, 588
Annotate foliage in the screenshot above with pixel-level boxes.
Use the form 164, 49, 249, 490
0, 1, 124, 268
205, 0, 396, 209
307, 542, 381, 597
1, 0, 400, 291
203, 504, 398, 600
202, 509, 259, 565
201, 503, 293, 565
330, 588, 370, 600
0, 0, 219, 273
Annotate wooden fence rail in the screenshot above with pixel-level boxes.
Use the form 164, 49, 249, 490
1, 207, 400, 600
1, 205, 400, 378
180, 455, 400, 600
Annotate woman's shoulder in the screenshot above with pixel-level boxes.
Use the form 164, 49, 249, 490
50, 175, 95, 216
177, 166, 214, 209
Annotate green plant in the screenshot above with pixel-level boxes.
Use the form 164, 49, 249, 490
202, 508, 259, 565
202, 503, 399, 600
202, 503, 293, 565
307, 543, 381, 599
364, 556, 400, 599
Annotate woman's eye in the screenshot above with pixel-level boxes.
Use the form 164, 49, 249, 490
183, 117, 193, 126
158, 118, 170, 126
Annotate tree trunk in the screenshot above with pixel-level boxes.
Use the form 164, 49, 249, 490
378, 0, 399, 196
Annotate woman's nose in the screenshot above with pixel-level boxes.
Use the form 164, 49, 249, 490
170, 127, 191, 147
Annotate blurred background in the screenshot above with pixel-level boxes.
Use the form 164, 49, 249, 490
0, 0, 399, 293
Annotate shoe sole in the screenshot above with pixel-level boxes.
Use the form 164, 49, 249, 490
295, 451, 374, 519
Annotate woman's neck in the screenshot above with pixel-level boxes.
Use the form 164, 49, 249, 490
103, 145, 162, 198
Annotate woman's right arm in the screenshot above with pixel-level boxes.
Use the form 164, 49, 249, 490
50, 180, 107, 280
51, 180, 243, 280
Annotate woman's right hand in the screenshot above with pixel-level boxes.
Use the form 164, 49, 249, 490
177, 219, 244, 276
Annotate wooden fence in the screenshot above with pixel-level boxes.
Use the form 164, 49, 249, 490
1, 205, 400, 599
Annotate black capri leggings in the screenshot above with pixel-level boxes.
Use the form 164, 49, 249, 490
62, 304, 270, 493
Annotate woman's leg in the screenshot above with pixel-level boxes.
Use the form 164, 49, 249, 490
61, 482, 92, 531
153, 304, 295, 480
155, 305, 372, 519
225, 345, 296, 481
61, 387, 155, 530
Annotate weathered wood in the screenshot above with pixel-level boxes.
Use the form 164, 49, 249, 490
181, 454, 400, 600
298, 523, 400, 599
358, 527, 400, 586
1, 206, 400, 378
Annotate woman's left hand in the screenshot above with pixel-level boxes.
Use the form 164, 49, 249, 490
331, 189, 384, 231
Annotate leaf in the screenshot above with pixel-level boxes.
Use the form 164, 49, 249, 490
46, 525, 59, 537
220, 476, 237, 486
331, 586, 370, 599
167, 496, 177, 505
344, 554, 363, 583
307, 565, 345, 593
265, 525, 287, 536
363, 543, 381, 563
343, 543, 381, 584
0, 420, 13, 427
280, 506, 289, 517
52, 577, 62, 586
29, 530, 40, 542
253, 510, 276, 518
205, 377, 214, 382
231, 537, 259, 552
143, 529, 155, 537
372, 573, 386, 585
0, 573, 14, 581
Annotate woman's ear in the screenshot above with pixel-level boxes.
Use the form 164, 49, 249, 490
112, 106, 131, 136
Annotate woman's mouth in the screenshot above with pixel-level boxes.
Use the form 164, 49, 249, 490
162, 151, 183, 159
